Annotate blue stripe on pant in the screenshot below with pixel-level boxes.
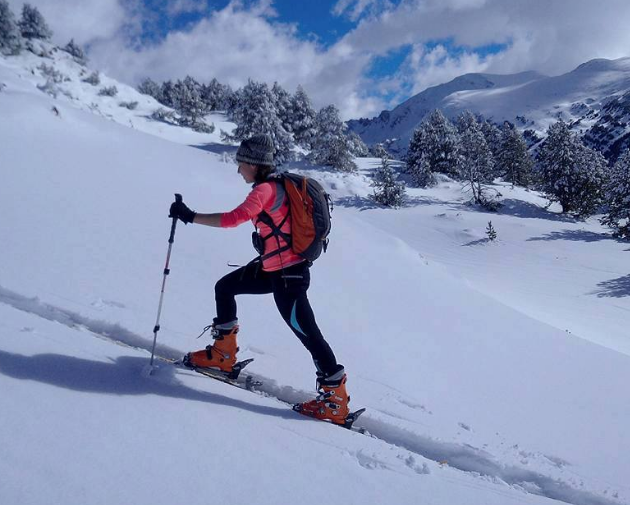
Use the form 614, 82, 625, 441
214, 260, 339, 376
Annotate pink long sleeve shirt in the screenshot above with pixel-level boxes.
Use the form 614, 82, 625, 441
220, 182, 304, 272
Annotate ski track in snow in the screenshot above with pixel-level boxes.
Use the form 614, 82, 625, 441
0, 284, 623, 505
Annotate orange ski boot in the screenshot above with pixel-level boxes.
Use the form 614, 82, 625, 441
295, 368, 351, 426
183, 321, 239, 374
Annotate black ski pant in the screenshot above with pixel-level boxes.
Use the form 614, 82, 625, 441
214, 260, 339, 377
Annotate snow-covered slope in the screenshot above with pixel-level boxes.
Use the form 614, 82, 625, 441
2, 49, 630, 505
0, 40, 232, 149
348, 57, 630, 158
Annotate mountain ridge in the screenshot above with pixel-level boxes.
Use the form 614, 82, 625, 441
349, 56, 630, 159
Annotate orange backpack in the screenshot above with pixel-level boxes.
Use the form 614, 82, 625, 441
255, 173, 332, 263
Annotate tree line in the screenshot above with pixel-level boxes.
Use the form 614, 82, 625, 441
137, 76, 367, 170
405, 109, 630, 238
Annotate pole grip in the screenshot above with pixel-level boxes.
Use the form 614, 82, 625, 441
168, 193, 182, 244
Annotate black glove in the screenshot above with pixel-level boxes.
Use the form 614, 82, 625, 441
169, 198, 196, 224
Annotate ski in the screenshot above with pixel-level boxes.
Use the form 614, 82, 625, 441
292, 403, 367, 431
160, 355, 367, 432
159, 356, 262, 390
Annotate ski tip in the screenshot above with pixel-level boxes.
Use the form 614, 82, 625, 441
236, 358, 255, 367
344, 408, 367, 429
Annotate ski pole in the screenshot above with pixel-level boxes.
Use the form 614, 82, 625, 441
148, 193, 182, 370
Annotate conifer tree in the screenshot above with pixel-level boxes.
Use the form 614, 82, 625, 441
407, 109, 460, 182
289, 85, 317, 149
200, 78, 230, 111
347, 131, 369, 157
18, 3, 51, 40
538, 121, 606, 217
497, 121, 533, 186
406, 127, 436, 187
82, 71, 100, 86
271, 81, 292, 133
137, 78, 162, 102
174, 76, 208, 123
601, 148, 630, 239
486, 221, 497, 241
457, 111, 495, 205
224, 79, 294, 165
63, 39, 86, 65
160, 80, 177, 108
480, 120, 502, 177
372, 155, 406, 207
309, 104, 357, 172
221, 84, 237, 113
480, 120, 501, 154
0, 0, 22, 55
371, 143, 388, 159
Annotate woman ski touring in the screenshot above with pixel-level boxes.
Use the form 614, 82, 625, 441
168, 134, 352, 425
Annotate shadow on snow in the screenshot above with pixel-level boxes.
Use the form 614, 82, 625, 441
592, 274, 630, 298
190, 142, 238, 157
497, 199, 578, 223
527, 229, 615, 243
0, 350, 303, 422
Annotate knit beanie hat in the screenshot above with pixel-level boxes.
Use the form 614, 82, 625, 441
235, 134, 275, 166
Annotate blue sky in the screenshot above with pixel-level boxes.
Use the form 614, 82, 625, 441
12, 0, 630, 119
135, 0, 359, 46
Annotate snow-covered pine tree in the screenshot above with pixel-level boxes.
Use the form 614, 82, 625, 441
573, 145, 607, 217
410, 109, 460, 180
225, 85, 242, 119
601, 148, 630, 239
219, 84, 237, 114
371, 143, 388, 159
486, 221, 497, 241
289, 85, 316, 149
347, 131, 369, 157
405, 127, 436, 187
0, 0, 22, 55
271, 81, 293, 133
82, 71, 100, 86
98, 85, 118, 97
457, 111, 496, 207
497, 121, 533, 186
200, 78, 230, 111
160, 80, 177, 108
18, 3, 51, 40
137, 77, 162, 102
173, 76, 212, 130
224, 79, 294, 165
372, 155, 406, 207
63, 39, 86, 65
309, 104, 357, 172
537, 121, 606, 217
480, 119, 502, 177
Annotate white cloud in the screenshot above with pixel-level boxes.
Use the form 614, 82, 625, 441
332, 0, 391, 21
339, 0, 630, 99
166, 0, 210, 17
7, 0, 127, 45
404, 44, 492, 95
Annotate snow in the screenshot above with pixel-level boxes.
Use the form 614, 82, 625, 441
1, 46, 630, 505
